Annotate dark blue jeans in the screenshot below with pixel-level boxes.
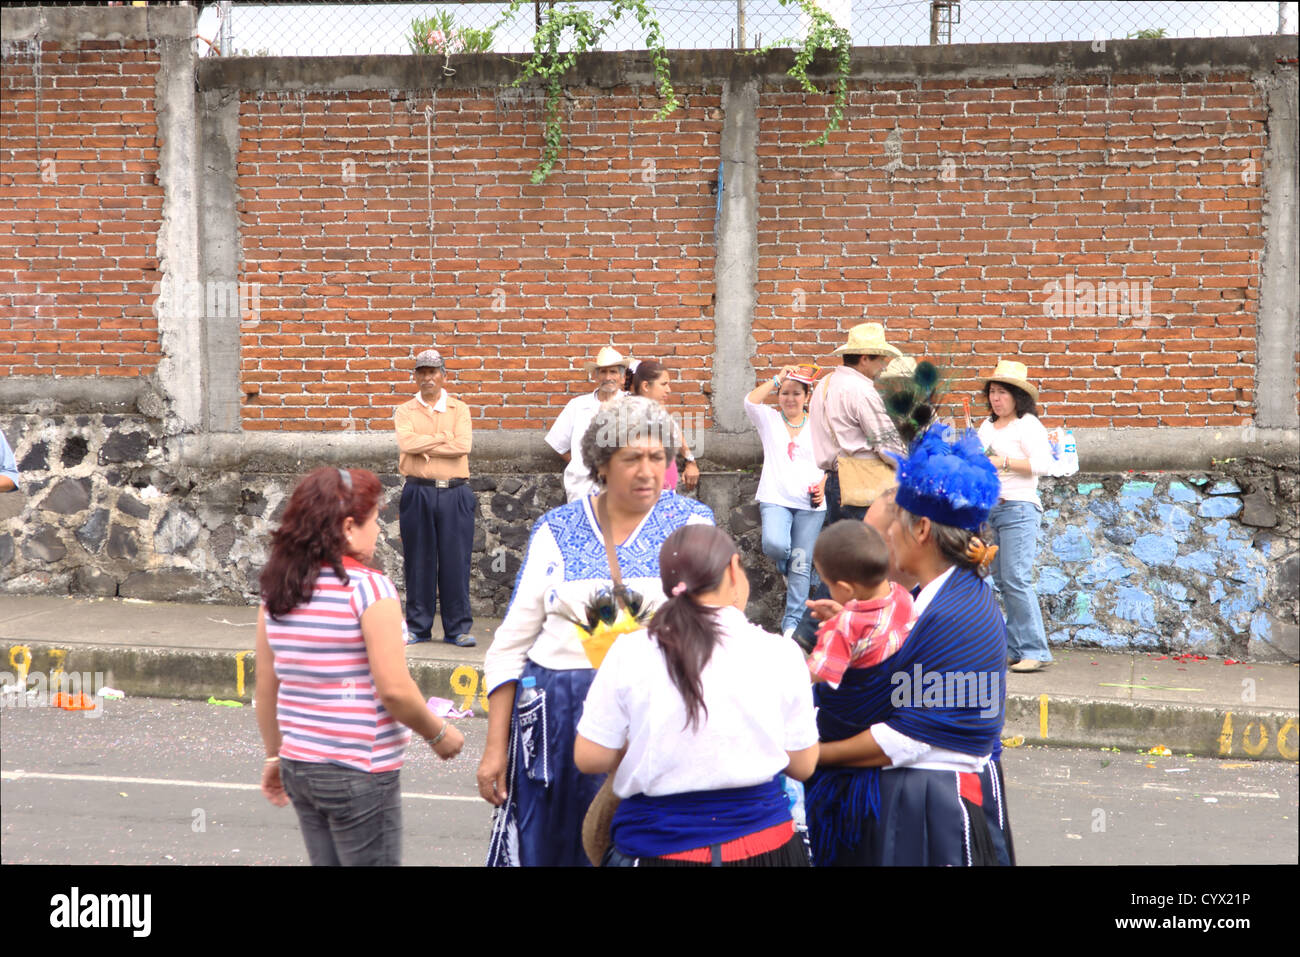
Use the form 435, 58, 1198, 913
280, 758, 402, 866
399, 480, 475, 640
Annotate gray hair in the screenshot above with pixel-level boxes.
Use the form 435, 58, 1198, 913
580, 394, 680, 486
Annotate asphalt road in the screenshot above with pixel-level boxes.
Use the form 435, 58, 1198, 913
2, 696, 1296, 866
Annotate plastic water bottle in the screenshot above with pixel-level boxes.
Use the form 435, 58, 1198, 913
517, 675, 539, 706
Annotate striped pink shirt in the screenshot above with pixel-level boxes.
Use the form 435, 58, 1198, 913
265, 558, 412, 772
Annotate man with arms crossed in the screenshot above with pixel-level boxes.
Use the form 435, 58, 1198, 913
394, 349, 476, 647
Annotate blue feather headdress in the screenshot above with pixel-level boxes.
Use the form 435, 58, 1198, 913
885, 425, 1000, 531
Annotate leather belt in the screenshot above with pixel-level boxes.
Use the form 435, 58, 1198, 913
406, 477, 468, 489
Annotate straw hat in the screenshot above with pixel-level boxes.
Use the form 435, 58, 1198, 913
582, 346, 629, 373
981, 359, 1039, 401
831, 322, 903, 358
876, 355, 916, 384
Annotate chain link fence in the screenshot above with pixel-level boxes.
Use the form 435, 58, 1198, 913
193, 1, 1297, 57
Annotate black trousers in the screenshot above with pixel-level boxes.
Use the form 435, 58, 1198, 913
398, 480, 474, 639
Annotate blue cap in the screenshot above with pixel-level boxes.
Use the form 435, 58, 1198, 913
886, 425, 1000, 532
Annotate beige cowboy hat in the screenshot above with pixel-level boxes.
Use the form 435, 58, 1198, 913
876, 355, 916, 384
981, 359, 1039, 401
831, 322, 903, 358
582, 346, 629, 373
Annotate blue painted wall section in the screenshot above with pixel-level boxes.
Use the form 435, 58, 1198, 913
1030, 469, 1298, 660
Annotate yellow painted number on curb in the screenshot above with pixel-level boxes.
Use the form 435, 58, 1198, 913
235, 650, 253, 698
450, 666, 490, 714
48, 648, 67, 685
1218, 712, 1234, 756
1038, 693, 1049, 740
8, 646, 31, 685
1241, 721, 1268, 758
1278, 719, 1298, 762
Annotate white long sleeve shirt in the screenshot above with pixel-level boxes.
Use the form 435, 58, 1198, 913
978, 414, 1056, 507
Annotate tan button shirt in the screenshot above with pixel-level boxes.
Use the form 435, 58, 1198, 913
809, 365, 905, 470
394, 391, 472, 480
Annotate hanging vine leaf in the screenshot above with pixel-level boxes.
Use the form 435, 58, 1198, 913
776, 0, 852, 147
467, 0, 852, 183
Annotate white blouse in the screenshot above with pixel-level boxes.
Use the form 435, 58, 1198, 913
578, 605, 819, 798
978, 414, 1056, 507
482, 492, 714, 694
743, 398, 826, 512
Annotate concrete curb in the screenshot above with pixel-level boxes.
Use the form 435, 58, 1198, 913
1, 643, 483, 716
5, 641, 1296, 764
1003, 693, 1298, 763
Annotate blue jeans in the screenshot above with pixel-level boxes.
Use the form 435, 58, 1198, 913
759, 503, 826, 633
987, 500, 1052, 663
280, 759, 402, 866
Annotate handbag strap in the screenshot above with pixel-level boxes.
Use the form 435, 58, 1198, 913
595, 493, 624, 589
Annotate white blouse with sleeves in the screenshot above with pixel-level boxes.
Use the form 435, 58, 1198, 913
578, 605, 819, 798
482, 491, 715, 694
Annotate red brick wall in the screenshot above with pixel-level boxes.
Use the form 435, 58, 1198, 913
755, 74, 1265, 429
1, 39, 1275, 431
237, 88, 723, 431
0, 39, 164, 377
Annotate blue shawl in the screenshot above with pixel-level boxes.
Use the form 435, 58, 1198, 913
806, 566, 1007, 865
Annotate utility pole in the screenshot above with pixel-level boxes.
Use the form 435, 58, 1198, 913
737, 0, 747, 50
929, 1, 958, 45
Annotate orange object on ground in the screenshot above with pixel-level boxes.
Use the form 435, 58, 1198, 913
53, 692, 96, 711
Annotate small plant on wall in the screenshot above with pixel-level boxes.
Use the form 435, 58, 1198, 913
409, 10, 496, 56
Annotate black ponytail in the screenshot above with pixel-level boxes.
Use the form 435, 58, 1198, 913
650, 525, 739, 732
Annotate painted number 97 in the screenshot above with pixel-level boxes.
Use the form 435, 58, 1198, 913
450, 666, 490, 714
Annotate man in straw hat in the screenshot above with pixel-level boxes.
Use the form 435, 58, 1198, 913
394, 348, 477, 647
546, 346, 628, 502
808, 322, 907, 525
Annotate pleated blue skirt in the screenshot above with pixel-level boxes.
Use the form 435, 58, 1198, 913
826, 767, 1000, 867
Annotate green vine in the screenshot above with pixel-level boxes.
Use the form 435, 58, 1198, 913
487, 0, 679, 184
432, 0, 853, 183
775, 0, 853, 148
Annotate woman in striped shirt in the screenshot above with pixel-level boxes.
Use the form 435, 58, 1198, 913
255, 467, 465, 866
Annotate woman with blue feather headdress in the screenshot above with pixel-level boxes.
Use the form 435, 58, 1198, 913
803, 425, 1016, 866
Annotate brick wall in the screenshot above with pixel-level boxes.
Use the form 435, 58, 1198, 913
0, 28, 1286, 434
0, 38, 164, 377
754, 75, 1265, 429
237, 88, 723, 431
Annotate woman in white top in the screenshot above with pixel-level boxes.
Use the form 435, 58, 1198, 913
976, 360, 1056, 672
575, 524, 819, 866
743, 365, 827, 639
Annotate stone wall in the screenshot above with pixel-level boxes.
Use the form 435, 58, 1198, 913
3, 411, 1295, 660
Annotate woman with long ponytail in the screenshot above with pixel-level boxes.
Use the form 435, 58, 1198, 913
575, 525, 818, 866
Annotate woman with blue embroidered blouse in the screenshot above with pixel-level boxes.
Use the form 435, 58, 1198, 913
478, 396, 714, 866
805, 426, 1015, 867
